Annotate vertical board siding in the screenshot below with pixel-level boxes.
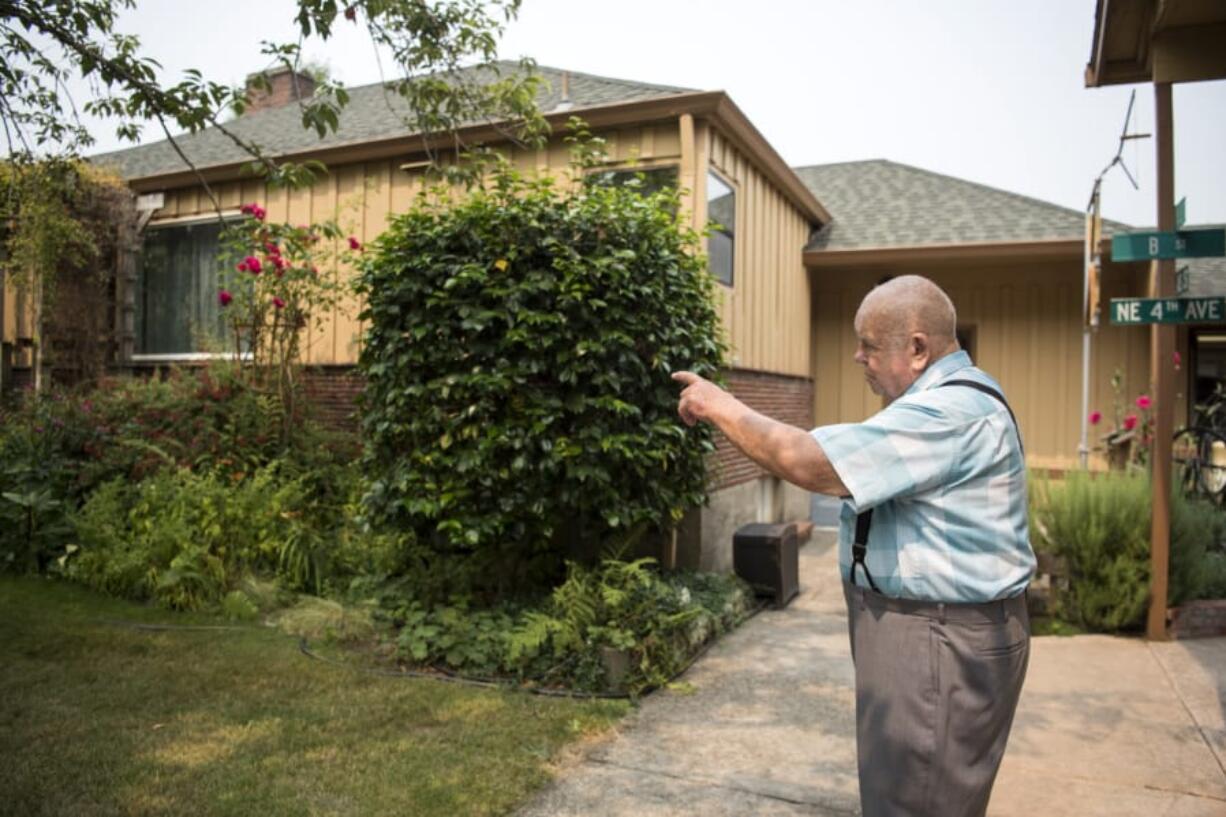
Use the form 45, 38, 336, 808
140, 123, 686, 366
705, 128, 813, 379
810, 261, 1152, 470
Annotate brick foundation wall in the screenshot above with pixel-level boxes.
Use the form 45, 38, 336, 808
1168, 600, 1226, 639
710, 368, 814, 491
302, 366, 364, 430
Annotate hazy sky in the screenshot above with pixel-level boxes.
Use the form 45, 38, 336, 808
87, 0, 1226, 228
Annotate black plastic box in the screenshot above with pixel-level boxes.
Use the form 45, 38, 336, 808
733, 522, 799, 608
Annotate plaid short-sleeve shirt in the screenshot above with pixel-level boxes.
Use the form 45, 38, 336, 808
810, 351, 1035, 603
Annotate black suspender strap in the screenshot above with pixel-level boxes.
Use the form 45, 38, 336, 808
937, 378, 1025, 455
850, 508, 878, 591
847, 377, 1023, 593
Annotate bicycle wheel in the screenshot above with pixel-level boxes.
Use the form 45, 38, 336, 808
1173, 427, 1226, 504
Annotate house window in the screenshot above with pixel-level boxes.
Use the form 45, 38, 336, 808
137, 220, 227, 356
707, 169, 735, 286
588, 165, 678, 196
1192, 332, 1226, 424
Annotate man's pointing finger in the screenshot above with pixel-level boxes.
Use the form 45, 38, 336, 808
671, 371, 700, 387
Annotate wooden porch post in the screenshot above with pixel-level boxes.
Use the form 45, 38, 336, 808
1147, 81, 1175, 641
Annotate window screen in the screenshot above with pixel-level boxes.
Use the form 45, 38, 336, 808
137, 221, 226, 355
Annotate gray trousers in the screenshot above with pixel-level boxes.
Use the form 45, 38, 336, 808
843, 581, 1030, 817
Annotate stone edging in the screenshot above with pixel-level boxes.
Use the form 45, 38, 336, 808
1168, 599, 1226, 639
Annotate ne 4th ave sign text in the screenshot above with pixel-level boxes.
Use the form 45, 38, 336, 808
1110, 297, 1226, 325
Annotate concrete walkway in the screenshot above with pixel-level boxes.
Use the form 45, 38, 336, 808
518, 532, 1226, 816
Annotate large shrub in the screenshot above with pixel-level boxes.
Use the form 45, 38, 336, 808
356, 152, 725, 598
1030, 470, 1226, 630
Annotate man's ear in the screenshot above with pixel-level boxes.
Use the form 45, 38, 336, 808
909, 332, 931, 373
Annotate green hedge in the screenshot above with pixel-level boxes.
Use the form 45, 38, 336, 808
356, 154, 726, 599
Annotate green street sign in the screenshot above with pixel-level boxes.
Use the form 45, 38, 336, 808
1110, 296, 1226, 325
1175, 197, 1186, 229
1111, 228, 1226, 261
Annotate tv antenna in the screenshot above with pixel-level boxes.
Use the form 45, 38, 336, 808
1089, 88, 1151, 205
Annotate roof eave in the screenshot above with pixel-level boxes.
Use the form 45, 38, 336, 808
117, 91, 725, 192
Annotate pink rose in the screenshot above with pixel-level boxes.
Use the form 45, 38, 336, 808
272, 296, 286, 309
244, 256, 262, 274
348, 236, 362, 250
1123, 414, 1138, 431
1089, 411, 1102, 426
1136, 395, 1152, 411
219, 289, 233, 307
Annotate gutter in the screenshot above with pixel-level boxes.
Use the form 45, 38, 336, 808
803, 237, 1094, 268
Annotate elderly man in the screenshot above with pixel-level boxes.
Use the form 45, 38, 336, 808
673, 275, 1034, 817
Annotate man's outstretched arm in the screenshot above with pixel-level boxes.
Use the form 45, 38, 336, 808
673, 371, 848, 496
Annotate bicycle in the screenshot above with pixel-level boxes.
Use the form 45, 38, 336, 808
1172, 426, 1226, 505
1173, 382, 1226, 505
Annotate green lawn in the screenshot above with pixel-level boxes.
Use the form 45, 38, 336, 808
0, 577, 628, 817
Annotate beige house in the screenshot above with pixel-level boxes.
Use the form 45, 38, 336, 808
3, 63, 1220, 570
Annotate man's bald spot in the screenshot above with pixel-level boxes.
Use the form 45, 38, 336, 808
856, 275, 958, 347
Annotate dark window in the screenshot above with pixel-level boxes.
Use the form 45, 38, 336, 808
137, 221, 227, 355
707, 170, 735, 286
1192, 331, 1226, 425
589, 165, 678, 196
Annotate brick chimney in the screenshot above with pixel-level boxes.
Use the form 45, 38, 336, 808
244, 66, 316, 115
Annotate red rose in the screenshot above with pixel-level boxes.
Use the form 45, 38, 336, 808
347, 236, 361, 250
1123, 414, 1138, 431
1089, 411, 1102, 426
273, 296, 286, 309
219, 290, 233, 307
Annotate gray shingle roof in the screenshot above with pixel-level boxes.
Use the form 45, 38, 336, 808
92, 63, 693, 180
1183, 231, 1226, 297
793, 159, 1130, 252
